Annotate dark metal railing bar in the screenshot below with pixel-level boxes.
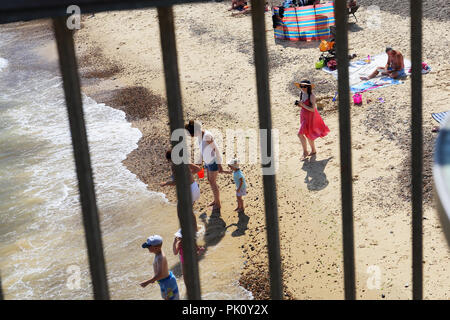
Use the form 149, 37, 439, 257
157, 5, 201, 300
250, 0, 283, 300
52, 17, 110, 300
0, 0, 209, 25
0, 274, 4, 300
334, 0, 355, 300
410, 0, 423, 300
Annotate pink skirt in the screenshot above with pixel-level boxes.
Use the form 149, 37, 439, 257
299, 108, 330, 140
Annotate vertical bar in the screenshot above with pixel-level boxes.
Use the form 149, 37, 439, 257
52, 17, 109, 300
251, 0, 283, 300
0, 274, 4, 300
157, 6, 201, 300
334, 0, 355, 300
410, 0, 423, 300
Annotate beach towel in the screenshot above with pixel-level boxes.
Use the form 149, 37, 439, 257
322, 53, 412, 93
350, 77, 404, 93
273, 2, 335, 41
408, 62, 432, 74
432, 111, 450, 124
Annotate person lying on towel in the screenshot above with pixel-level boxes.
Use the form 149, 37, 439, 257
360, 47, 406, 80
296, 0, 319, 6
228, 0, 247, 11
231, 1, 268, 15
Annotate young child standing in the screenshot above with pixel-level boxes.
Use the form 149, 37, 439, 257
172, 229, 185, 273
173, 229, 205, 273
228, 158, 247, 213
140, 235, 179, 300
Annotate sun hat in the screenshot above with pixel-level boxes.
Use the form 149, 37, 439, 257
294, 81, 315, 89
174, 229, 182, 238
141, 235, 163, 248
228, 158, 240, 169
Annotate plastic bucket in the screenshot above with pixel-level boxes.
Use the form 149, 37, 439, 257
197, 167, 205, 179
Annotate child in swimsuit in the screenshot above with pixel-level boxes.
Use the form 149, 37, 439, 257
172, 229, 205, 289
140, 235, 179, 300
173, 229, 185, 267
173, 229, 205, 269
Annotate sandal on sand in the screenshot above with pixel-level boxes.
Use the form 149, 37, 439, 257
432, 126, 440, 133
197, 246, 206, 256
300, 154, 309, 161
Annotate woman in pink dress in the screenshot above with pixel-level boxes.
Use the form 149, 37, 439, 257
295, 80, 330, 160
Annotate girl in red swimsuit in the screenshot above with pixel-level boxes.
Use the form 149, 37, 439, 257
296, 80, 330, 160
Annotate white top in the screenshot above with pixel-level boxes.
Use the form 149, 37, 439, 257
300, 91, 309, 102
197, 130, 222, 165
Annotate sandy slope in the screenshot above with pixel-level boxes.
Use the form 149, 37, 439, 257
73, 0, 450, 299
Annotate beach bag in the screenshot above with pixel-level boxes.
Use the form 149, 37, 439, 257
315, 59, 325, 69
327, 58, 337, 71
421, 62, 431, 74
319, 40, 335, 52
320, 40, 335, 52
352, 93, 362, 105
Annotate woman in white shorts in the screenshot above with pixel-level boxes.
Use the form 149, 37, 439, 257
161, 149, 201, 231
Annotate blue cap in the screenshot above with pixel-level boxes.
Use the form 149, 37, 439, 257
141, 235, 163, 248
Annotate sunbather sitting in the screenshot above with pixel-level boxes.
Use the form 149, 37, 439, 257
360, 47, 406, 80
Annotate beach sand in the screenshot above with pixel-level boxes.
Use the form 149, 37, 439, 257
62, 0, 450, 299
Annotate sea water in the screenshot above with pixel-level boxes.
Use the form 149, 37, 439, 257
0, 23, 251, 300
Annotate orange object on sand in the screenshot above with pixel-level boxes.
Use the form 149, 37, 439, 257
197, 167, 204, 179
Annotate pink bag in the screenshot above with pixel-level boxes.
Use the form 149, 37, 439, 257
327, 59, 337, 71
353, 93, 362, 105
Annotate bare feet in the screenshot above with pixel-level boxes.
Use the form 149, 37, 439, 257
234, 207, 240, 212
360, 76, 369, 81
208, 201, 215, 207
309, 151, 317, 156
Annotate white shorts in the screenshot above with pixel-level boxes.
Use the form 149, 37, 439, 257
190, 181, 200, 203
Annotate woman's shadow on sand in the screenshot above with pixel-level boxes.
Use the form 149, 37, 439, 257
301, 155, 333, 191
200, 208, 227, 247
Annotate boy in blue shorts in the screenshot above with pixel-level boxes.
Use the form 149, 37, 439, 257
140, 235, 179, 300
228, 158, 247, 213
